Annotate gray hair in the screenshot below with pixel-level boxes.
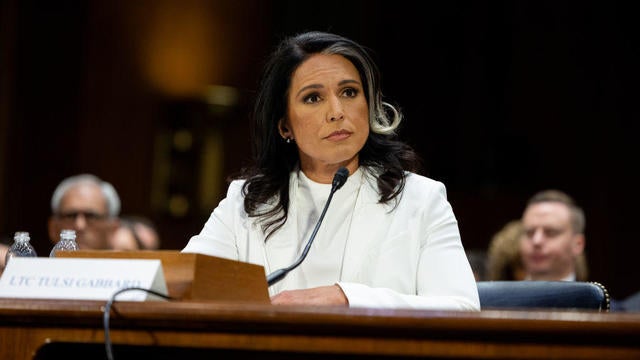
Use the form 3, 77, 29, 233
50, 174, 121, 217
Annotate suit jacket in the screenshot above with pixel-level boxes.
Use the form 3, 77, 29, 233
183, 168, 480, 311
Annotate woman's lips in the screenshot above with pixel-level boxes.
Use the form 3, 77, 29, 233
325, 130, 352, 141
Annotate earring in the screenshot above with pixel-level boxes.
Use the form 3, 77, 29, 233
286, 138, 291, 144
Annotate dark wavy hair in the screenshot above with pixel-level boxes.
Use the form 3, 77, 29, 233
239, 31, 421, 239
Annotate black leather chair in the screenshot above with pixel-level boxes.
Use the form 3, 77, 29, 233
477, 281, 610, 311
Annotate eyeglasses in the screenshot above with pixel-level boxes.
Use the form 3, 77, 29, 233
55, 211, 109, 224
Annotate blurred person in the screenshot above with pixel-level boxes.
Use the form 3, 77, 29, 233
486, 220, 526, 281
110, 215, 161, 250
183, 31, 479, 310
48, 174, 120, 250
520, 189, 588, 281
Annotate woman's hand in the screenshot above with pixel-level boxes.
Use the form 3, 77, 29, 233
271, 284, 348, 306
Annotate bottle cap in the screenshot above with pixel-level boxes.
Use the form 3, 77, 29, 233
60, 229, 77, 240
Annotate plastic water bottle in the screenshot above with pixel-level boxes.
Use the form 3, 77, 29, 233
50, 229, 79, 257
5, 231, 38, 265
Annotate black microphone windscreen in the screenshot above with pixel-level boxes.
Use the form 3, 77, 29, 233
332, 167, 349, 190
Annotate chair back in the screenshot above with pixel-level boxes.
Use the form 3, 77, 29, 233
477, 281, 610, 311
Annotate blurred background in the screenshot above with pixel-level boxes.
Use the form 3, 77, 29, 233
1, 1, 638, 299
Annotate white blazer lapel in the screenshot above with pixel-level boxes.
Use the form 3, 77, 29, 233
340, 173, 391, 283
262, 172, 301, 280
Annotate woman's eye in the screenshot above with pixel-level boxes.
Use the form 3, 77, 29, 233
342, 88, 358, 97
303, 93, 321, 104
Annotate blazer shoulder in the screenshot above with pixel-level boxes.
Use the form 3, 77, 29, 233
405, 172, 447, 192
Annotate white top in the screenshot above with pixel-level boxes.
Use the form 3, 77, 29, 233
183, 167, 480, 311
293, 169, 363, 289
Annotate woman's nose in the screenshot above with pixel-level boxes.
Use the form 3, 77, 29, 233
326, 96, 344, 122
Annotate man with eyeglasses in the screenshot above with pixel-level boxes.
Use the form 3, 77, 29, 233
48, 174, 121, 250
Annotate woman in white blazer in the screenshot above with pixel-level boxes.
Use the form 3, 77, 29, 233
183, 31, 480, 311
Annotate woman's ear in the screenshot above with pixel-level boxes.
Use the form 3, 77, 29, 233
278, 118, 291, 138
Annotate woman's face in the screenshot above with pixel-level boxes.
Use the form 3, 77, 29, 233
280, 53, 369, 181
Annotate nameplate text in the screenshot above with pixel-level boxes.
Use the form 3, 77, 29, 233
0, 257, 168, 301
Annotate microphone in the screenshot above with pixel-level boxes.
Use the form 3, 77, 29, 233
266, 166, 350, 286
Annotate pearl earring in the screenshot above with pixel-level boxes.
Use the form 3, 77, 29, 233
286, 138, 291, 144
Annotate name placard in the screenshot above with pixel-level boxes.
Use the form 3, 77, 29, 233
0, 257, 168, 301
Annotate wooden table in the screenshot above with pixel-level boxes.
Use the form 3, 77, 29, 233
1, 298, 639, 359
